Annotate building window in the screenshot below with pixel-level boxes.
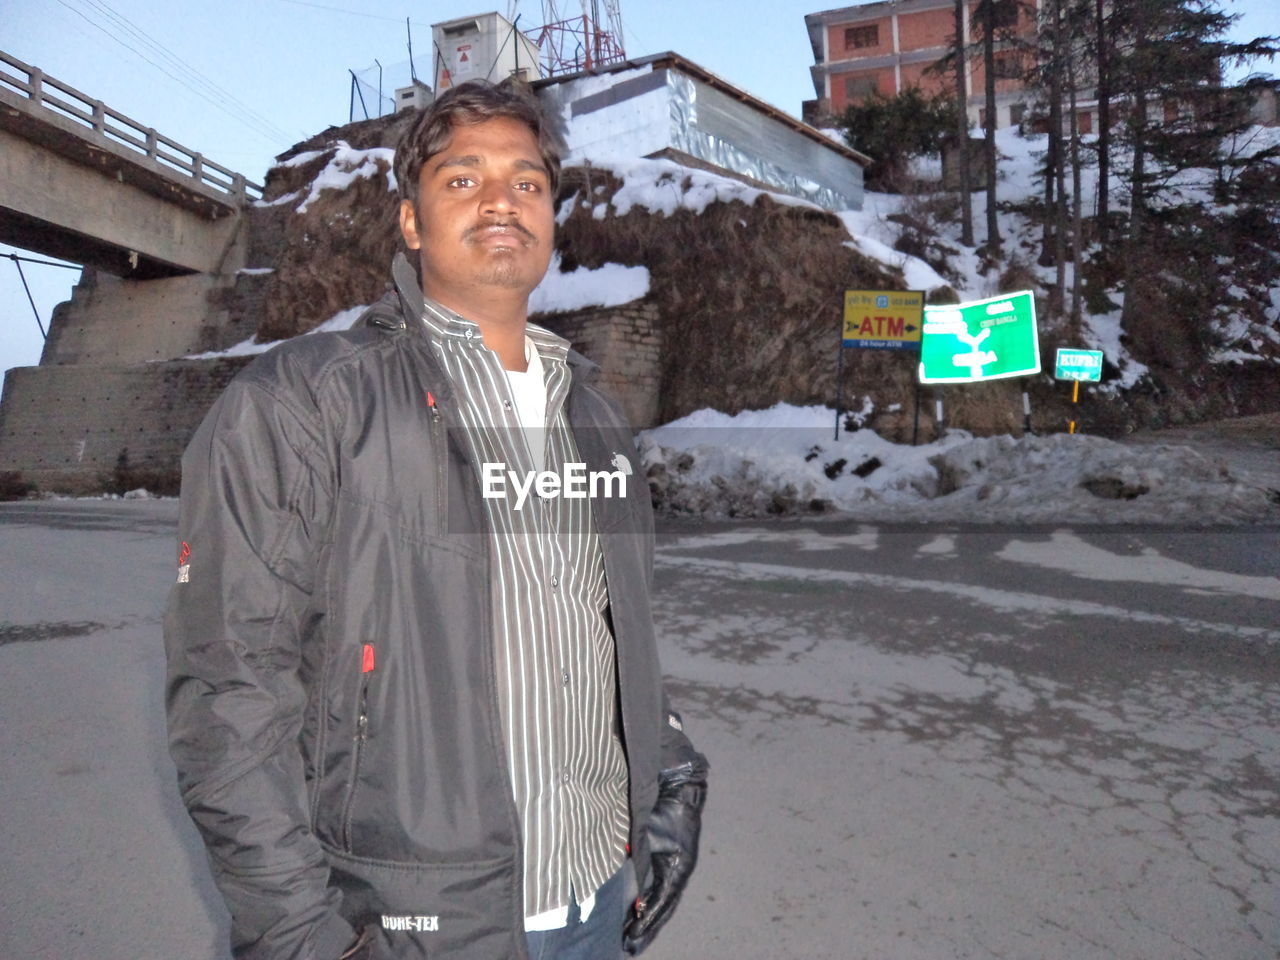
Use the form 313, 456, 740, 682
844, 24, 879, 50
844, 74, 879, 100
992, 55, 1022, 80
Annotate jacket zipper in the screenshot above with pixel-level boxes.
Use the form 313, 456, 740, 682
342, 642, 375, 851
427, 390, 446, 531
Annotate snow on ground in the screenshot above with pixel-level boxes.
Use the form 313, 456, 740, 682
588, 156, 824, 218
529, 254, 650, 314
182, 304, 370, 360
640, 402, 1280, 524
294, 142, 396, 213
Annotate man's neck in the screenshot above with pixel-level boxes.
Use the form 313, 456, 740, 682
426, 284, 530, 372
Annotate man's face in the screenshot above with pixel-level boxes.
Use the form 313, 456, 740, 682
399, 116, 555, 305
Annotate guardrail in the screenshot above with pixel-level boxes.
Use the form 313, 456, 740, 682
0, 49, 263, 202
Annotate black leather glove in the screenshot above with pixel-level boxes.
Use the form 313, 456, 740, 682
622, 753, 710, 955
338, 925, 375, 960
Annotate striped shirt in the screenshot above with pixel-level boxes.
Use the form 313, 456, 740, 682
417, 296, 631, 927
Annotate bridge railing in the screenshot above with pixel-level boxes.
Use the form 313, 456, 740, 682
0, 50, 263, 202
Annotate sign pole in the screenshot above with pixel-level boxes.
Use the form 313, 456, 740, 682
912, 380, 922, 446
935, 390, 946, 440
1053, 348, 1103, 434
834, 344, 845, 441
1022, 390, 1033, 435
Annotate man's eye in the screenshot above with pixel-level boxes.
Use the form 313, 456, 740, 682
515, 180, 541, 192
448, 176, 476, 188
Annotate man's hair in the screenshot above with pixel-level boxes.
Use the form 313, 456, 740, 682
393, 78, 561, 207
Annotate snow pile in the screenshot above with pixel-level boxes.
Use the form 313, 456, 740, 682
183, 304, 369, 360
529, 254, 650, 314
640, 402, 1279, 524
1211, 285, 1280, 364
839, 231, 949, 293
293, 142, 396, 214
585, 157, 824, 219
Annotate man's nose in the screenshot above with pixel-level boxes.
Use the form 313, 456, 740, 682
478, 179, 518, 216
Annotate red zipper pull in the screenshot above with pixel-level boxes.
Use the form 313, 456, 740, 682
425, 390, 440, 421
361, 643, 376, 673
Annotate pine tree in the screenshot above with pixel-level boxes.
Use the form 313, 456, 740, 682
976, 0, 1002, 253
1111, 0, 1278, 355
838, 89, 961, 190
954, 0, 975, 247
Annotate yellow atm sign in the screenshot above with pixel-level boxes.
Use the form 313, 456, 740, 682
842, 290, 925, 350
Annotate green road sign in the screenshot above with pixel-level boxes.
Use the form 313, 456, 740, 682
1054, 348, 1104, 381
919, 291, 1041, 384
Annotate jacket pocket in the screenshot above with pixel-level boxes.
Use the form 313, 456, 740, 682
342, 643, 376, 851
323, 844, 519, 960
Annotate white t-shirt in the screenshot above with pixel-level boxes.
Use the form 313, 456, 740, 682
504, 335, 549, 473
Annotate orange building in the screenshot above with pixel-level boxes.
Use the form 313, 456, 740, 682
804, 0, 1065, 131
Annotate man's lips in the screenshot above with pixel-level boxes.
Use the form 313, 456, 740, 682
465, 222, 536, 247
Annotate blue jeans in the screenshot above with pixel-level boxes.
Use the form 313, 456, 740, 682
524, 862, 632, 960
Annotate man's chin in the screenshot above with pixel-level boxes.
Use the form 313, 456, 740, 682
473, 251, 548, 291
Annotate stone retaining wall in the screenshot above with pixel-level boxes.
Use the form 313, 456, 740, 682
538, 298, 662, 429
0, 358, 250, 494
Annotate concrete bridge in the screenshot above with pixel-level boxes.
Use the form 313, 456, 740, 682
0, 49, 261, 278
0, 50, 268, 493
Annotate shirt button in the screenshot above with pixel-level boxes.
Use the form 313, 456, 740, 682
562, 671, 570, 685
503, 400, 512, 410
550, 575, 559, 588
562, 771, 570, 783
464, 329, 475, 340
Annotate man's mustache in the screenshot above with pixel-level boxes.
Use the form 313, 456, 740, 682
463, 220, 537, 243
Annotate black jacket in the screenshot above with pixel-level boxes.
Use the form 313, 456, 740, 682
165, 255, 699, 960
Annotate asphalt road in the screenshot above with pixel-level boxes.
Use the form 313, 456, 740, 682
648, 515, 1280, 960
1, 500, 1277, 959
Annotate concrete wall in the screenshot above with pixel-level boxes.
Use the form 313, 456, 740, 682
538, 299, 663, 429
40, 263, 253, 366
0, 358, 250, 494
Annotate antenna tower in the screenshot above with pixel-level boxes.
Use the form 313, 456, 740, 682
536, 1, 626, 76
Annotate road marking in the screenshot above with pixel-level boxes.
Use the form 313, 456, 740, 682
995, 530, 1280, 601
916, 535, 957, 557
656, 554, 1280, 642
661, 528, 879, 553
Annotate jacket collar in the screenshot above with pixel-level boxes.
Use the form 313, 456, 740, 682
388, 252, 602, 386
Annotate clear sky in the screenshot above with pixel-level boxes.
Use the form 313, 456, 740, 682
2, 0, 1277, 375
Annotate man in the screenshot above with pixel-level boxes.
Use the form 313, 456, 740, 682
164, 79, 708, 960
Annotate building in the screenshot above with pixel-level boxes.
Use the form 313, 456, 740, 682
804, 0, 1050, 131
536, 52, 871, 212
432, 11, 544, 90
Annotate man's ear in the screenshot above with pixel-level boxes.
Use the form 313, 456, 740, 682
399, 199, 422, 251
